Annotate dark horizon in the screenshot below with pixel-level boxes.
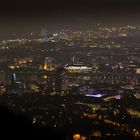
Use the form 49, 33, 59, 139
0, 0, 140, 38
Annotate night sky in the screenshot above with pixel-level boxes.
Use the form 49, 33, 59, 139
0, 0, 140, 38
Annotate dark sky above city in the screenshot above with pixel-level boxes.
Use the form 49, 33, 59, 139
0, 0, 140, 38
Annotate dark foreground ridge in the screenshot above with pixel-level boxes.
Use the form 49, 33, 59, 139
0, 105, 137, 140
0, 105, 66, 139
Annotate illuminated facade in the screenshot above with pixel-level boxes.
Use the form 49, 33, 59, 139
65, 65, 93, 73
44, 57, 56, 71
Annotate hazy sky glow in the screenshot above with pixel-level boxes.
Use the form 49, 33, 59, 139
0, 0, 140, 38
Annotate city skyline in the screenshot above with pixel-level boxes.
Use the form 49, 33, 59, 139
0, 0, 140, 38
0, 1, 140, 139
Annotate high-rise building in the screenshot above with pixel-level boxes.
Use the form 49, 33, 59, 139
44, 57, 55, 71
54, 67, 65, 92
41, 28, 48, 42
11, 73, 16, 84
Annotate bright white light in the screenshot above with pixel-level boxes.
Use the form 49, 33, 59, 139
85, 94, 103, 98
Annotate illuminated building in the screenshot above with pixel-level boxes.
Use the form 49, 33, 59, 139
4, 73, 25, 94
41, 28, 48, 42
73, 134, 80, 140
30, 84, 40, 92
65, 65, 93, 73
6, 81, 25, 95
136, 68, 140, 74
90, 130, 101, 138
44, 57, 55, 71
11, 73, 17, 84
0, 85, 6, 95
